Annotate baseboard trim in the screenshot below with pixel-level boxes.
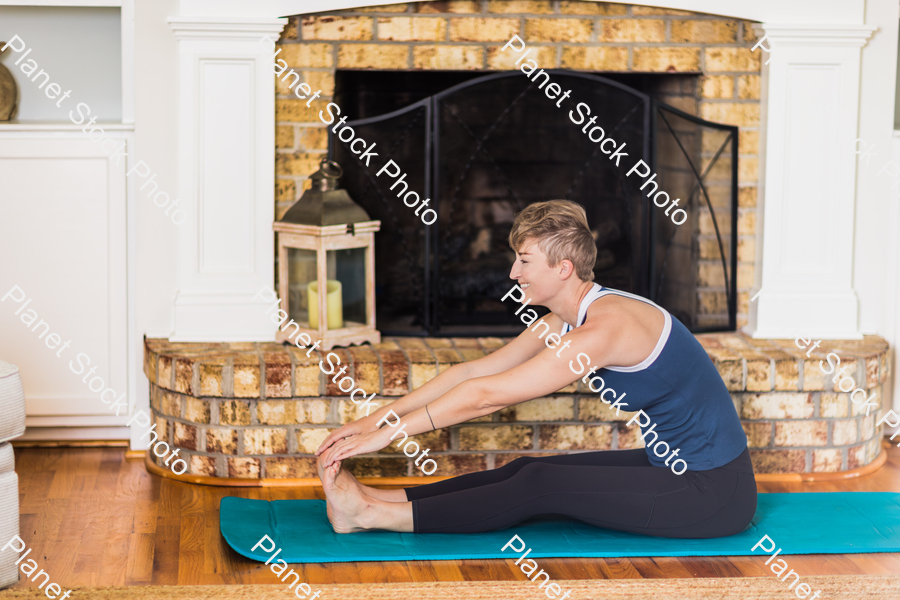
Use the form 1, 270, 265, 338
12, 439, 129, 448
16, 426, 131, 442
143, 446, 889, 487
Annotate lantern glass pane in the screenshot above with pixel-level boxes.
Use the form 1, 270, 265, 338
286, 247, 317, 327
328, 247, 367, 328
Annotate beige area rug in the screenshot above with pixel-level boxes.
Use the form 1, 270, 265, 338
1, 577, 899, 600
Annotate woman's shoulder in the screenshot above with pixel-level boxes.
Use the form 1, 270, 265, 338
539, 311, 567, 330
582, 291, 637, 321
580, 293, 667, 360
584, 289, 665, 321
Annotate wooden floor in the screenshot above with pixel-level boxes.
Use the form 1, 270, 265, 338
10, 441, 900, 588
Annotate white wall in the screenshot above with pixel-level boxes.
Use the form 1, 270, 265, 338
0, 6, 122, 121
856, 1, 899, 335
133, 0, 179, 339
856, 0, 900, 421
128, 0, 180, 448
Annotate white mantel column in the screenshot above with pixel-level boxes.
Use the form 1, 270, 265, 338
167, 17, 286, 341
745, 24, 876, 340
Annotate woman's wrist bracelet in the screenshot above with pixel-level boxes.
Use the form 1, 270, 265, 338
425, 404, 436, 431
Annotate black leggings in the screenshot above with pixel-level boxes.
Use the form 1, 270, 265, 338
405, 446, 757, 538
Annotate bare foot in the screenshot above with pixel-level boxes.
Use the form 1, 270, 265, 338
340, 468, 409, 503
317, 453, 406, 503
316, 452, 328, 483
322, 462, 375, 534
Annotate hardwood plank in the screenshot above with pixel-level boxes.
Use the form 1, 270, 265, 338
845, 551, 900, 574
45, 455, 78, 500
177, 513, 207, 585
309, 560, 362, 584
150, 481, 183, 586
783, 553, 867, 576
458, 557, 520, 582
676, 556, 748, 578
17, 471, 55, 513
202, 487, 233, 582
41, 530, 81, 590
595, 556, 643, 579
21, 497, 67, 551
97, 529, 131, 586
74, 497, 114, 585
175, 484, 207, 585
533, 557, 599, 581
404, 560, 465, 582
433, 559, 468, 580
358, 560, 413, 583
126, 533, 155, 583
629, 556, 695, 579
97, 491, 135, 586
717, 555, 778, 577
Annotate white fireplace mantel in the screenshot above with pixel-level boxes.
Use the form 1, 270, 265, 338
744, 23, 876, 340
176, 0, 865, 24
167, 16, 287, 341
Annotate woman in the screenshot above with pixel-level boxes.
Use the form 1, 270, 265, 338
315, 200, 756, 537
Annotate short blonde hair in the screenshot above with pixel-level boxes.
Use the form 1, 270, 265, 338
508, 200, 597, 282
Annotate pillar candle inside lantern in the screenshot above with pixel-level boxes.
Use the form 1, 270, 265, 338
308, 280, 343, 329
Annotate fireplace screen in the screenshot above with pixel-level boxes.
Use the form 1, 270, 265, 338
329, 71, 737, 336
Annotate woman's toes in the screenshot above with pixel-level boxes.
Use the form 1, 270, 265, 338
323, 463, 338, 491
323, 464, 371, 534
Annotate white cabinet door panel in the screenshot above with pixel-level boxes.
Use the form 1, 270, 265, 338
0, 138, 128, 421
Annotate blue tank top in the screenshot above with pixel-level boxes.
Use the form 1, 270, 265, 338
562, 284, 747, 471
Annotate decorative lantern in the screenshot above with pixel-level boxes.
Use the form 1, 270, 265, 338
274, 158, 381, 350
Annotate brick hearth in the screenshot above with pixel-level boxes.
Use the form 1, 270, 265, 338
143, 334, 890, 480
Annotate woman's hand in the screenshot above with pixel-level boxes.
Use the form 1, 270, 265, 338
320, 427, 393, 468
316, 415, 380, 456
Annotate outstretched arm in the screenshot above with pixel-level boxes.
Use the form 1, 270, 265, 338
321, 323, 605, 467
316, 312, 564, 455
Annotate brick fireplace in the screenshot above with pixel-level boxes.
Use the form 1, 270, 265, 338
148, 1, 890, 483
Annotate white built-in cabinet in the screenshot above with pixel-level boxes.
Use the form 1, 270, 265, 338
0, 3, 136, 441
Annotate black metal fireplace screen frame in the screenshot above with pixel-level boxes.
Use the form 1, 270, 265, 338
328, 70, 738, 336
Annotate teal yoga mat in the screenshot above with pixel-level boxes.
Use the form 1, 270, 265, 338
220, 492, 900, 563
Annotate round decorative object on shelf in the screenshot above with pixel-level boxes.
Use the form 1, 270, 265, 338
0, 44, 18, 121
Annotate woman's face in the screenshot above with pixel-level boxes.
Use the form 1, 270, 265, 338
509, 239, 561, 304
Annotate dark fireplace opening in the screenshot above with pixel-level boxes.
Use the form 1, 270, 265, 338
335, 71, 701, 120
329, 70, 737, 337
